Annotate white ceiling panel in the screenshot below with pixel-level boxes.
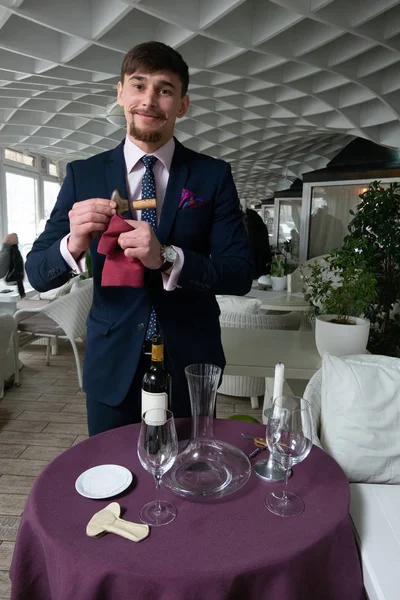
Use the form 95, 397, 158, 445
0, 0, 399, 200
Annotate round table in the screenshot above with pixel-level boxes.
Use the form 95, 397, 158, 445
247, 288, 310, 312
248, 289, 311, 331
10, 420, 365, 600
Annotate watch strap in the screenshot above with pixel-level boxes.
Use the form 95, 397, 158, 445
158, 260, 174, 273
157, 246, 177, 272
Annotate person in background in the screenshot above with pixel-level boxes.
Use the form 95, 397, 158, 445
0, 233, 25, 298
0, 233, 18, 278
25, 41, 253, 436
243, 208, 272, 279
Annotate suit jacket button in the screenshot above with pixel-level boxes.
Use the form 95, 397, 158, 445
137, 323, 145, 331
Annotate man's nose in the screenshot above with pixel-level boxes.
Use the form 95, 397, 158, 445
141, 88, 157, 106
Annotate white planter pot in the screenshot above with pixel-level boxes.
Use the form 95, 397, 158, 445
271, 276, 286, 291
315, 314, 370, 358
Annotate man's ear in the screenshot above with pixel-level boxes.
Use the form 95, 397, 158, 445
178, 95, 190, 118
117, 81, 123, 107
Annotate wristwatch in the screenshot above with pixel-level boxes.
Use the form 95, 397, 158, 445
158, 245, 178, 272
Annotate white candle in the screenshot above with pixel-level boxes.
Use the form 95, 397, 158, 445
272, 362, 285, 400
286, 273, 292, 294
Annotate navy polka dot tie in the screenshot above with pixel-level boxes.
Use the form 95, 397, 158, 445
140, 155, 158, 340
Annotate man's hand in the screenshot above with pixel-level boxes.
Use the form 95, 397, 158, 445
3, 233, 18, 246
68, 198, 116, 259
118, 220, 163, 270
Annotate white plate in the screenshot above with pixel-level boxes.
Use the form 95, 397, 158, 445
75, 464, 133, 499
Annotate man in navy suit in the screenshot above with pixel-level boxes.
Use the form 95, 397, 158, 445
26, 41, 253, 436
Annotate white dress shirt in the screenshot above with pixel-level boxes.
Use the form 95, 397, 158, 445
60, 136, 184, 290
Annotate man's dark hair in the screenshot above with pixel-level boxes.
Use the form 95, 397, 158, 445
120, 41, 189, 96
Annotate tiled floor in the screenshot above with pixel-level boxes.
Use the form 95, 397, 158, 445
0, 340, 262, 598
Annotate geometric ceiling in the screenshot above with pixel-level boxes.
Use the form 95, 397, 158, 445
1, 1, 400, 201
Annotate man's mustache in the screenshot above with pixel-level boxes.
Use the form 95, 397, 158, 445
130, 110, 165, 119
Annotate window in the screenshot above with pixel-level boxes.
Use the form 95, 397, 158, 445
48, 160, 58, 177
5, 148, 36, 168
43, 180, 61, 220
263, 206, 274, 237
1, 150, 61, 251
5, 172, 38, 247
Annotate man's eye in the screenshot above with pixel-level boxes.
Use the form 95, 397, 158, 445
133, 84, 142, 90
160, 89, 172, 95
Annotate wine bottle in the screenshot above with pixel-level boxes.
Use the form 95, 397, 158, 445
141, 335, 170, 420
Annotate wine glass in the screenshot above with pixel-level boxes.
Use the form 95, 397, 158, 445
265, 395, 312, 517
137, 408, 178, 526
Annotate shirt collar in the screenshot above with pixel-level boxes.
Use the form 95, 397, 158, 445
124, 136, 175, 173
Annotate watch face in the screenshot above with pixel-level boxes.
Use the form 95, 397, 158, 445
164, 246, 177, 262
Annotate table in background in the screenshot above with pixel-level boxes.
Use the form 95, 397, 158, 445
11, 419, 365, 600
248, 288, 310, 312
247, 288, 311, 331
221, 328, 321, 380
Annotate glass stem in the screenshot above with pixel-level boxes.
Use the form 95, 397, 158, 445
154, 475, 162, 513
282, 461, 291, 504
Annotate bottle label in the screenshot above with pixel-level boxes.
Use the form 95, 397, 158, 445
141, 391, 168, 423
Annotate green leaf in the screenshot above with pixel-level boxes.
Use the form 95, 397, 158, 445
305, 180, 400, 357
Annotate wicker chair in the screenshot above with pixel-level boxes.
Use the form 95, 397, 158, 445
219, 309, 301, 409
290, 254, 329, 292
13, 279, 93, 390
0, 313, 17, 398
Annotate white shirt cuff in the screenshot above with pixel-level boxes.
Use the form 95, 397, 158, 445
60, 234, 87, 273
162, 246, 184, 291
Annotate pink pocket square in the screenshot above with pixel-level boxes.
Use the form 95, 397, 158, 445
179, 188, 206, 210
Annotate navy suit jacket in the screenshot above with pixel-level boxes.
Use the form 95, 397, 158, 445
26, 139, 253, 407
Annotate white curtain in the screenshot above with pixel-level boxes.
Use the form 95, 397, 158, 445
309, 185, 366, 258
290, 202, 301, 259
278, 200, 301, 259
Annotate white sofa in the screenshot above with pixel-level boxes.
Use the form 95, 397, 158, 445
350, 483, 400, 600
303, 354, 400, 600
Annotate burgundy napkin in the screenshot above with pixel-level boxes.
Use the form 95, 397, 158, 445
97, 214, 144, 287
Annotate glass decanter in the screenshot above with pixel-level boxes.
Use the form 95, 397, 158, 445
162, 364, 251, 499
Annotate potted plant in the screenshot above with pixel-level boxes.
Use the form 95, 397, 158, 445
343, 181, 400, 357
301, 242, 378, 357
270, 251, 298, 291
270, 255, 287, 291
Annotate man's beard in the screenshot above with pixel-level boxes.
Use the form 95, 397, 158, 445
129, 115, 163, 143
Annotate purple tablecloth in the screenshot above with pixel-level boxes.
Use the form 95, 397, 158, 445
10, 419, 365, 600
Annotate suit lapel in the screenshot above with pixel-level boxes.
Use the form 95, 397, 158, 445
105, 140, 128, 202
105, 138, 189, 242
157, 138, 190, 245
